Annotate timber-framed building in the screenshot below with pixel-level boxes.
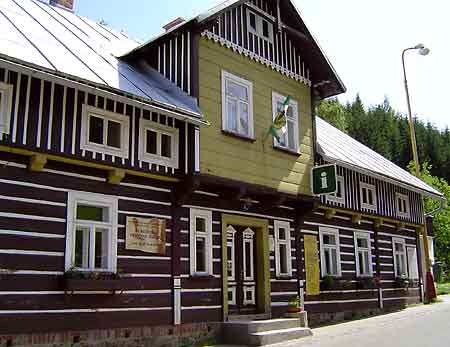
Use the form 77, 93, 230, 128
0, 0, 443, 346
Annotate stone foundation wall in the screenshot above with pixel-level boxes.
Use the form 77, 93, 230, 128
0, 323, 221, 347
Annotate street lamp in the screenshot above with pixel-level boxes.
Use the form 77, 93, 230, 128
401, 43, 436, 301
402, 43, 430, 177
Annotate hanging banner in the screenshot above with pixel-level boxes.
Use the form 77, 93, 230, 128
126, 217, 166, 254
304, 235, 320, 296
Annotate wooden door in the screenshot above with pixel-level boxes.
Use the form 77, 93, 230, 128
227, 225, 257, 315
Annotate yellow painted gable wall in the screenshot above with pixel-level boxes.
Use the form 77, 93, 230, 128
198, 37, 313, 196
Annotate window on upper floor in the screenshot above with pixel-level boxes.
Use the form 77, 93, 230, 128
81, 105, 130, 158
190, 208, 213, 276
65, 191, 118, 273
326, 175, 345, 204
138, 119, 179, 168
354, 231, 372, 277
0, 82, 13, 135
247, 10, 273, 43
396, 193, 410, 218
274, 220, 292, 277
271, 91, 299, 153
221, 70, 254, 139
319, 227, 341, 277
393, 237, 407, 278
360, 182, 377, 211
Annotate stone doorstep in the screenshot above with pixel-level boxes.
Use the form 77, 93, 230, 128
249, 326, 312, 346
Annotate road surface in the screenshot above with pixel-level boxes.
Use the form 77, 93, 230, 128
285, 295, 450, 347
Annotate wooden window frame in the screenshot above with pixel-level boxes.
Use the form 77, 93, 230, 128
221, 70, 254, 139
319, 227, 342, 277
354, 231, 373, 278
189, 208, 213, 276
0, 82, 13, 135
138, 118, 179, 168
246, 9, 274, 44
65, 191, 118, 273
359, 182, 377, 212
80, 105, 130, 158
326, 175, 345, 205
393, 237, 407, 278
395, 192, 410, 218
274, 220, 292, 277
271, 91, 299, 153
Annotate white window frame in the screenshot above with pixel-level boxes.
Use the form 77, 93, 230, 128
393, 237, 408, 278
359, 182, 377, 212
246, 9, 274, 43
0, 82, 13, 135
189, 208, 213, 276
274, 220, 292, 277
221, 70, 254, 139
226, 225, 237, 281
395, 193, 410, 218
319, 227, 342, 277
138, 118, 179, 168
65, 191, 118, 273
80, 105, 130, 158
326, 175, 345, 204
354, 231, 373, 278
271, 91, 299, 153
407, 246, 419, 280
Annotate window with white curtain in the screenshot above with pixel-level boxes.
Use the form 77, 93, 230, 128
221, 70, 253, 138
354, 231, 373, 277
393, 237, 407, 278
190, 208, 213, 276
319, 227, 341, 277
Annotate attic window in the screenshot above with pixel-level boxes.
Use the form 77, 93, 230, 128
247, 10, 273, 43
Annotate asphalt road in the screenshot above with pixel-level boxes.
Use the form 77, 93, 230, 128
285, 295, 450, 347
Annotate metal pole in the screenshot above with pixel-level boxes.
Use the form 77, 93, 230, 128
402, 46, 436, 301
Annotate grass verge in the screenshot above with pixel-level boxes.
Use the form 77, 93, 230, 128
437, 282, 450, 295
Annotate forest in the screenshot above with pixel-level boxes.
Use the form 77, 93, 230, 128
317, 96, 450, 278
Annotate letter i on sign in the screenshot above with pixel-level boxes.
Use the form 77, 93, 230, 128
320, 172, 328, 189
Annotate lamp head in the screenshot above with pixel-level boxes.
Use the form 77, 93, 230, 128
414, 43, 425, 49
419, 47, 430, 56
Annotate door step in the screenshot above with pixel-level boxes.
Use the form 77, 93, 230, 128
222, 317, 312, 346
228, 313, 270, 322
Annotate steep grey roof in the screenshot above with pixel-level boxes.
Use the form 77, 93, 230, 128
316, 117, 443, 198
0, 0, 201, 119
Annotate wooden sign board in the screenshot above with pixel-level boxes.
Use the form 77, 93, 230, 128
304, 235, 320, 296
126, 217, 166, 254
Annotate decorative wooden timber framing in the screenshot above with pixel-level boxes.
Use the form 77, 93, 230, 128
107, 169, 126, 185
0, 145, 178, 183
324, 208, 336, 220
351, 213, 362, 224
373, 217, 383, 229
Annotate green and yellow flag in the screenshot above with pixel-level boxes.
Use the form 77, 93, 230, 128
267, 96, 291, 142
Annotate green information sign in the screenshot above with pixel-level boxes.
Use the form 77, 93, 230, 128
311, 164, 337, 195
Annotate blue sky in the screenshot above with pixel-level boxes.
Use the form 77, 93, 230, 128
75, 0, 450, 130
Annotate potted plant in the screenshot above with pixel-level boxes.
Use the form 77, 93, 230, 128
356, 277, 374, 290
63, 267, 124, 294
287, 295, 302, 313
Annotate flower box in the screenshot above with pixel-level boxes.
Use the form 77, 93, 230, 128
64, 278, 123, 293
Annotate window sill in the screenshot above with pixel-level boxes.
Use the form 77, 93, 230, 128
221, 130, 255, 143
276, 275, 294, 280
273, 146, 301, 156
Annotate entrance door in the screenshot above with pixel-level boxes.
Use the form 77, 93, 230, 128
227, 225, 257, 315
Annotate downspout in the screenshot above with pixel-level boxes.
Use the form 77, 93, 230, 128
425, 198, 446, 217
311, 89, 320, 165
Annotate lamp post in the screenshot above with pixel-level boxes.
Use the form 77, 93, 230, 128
401, 43, 436, 301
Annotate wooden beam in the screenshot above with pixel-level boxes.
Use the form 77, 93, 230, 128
28, 154, 47, 172
174, 175, 201, 207
108, 169, 125, 185
324, 208, 336, 220
351, 213, 362, 224
373, 218, 383, 229
396, 222, 406, 232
